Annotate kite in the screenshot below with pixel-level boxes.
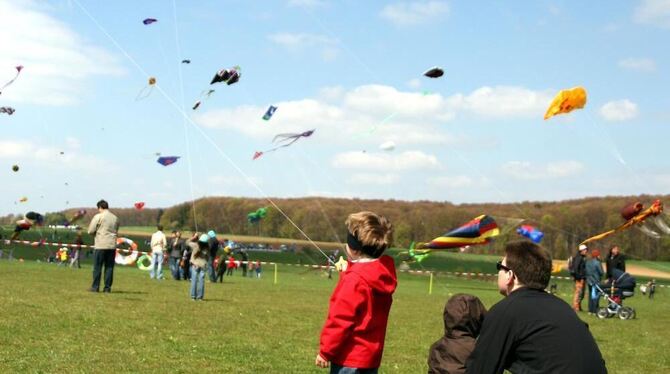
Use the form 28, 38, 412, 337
581, 200, 665, 245
10, 211, 44, 240
1, 107, 16, 115
262, 105, 278, 121
516, 224, 544, 244
210, 66, 240, 85
65, 209, 87, 227
379, 141, 395, 151
418, 215, 500, 250
181, 59, 191, 64
544, 86, 587, 120
134, 202, 145, 210
423, 67, 444, 78
19, 197, 28, 203
135, 77, 157, 101
334, 256, 348, 272
0, 65, 23, 95
157, 156, 180, 166
192, 100, 201, 110
253, 130, 315, 160
192, 90, 215, 111
143, 18, 158, 25
397, 242, 431, 264
247, 207, 268, 223
12, 165, 19, 172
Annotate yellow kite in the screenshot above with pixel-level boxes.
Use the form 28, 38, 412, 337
544, 87, 587, 120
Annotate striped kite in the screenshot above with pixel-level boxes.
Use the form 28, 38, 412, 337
418, 215, 500, 250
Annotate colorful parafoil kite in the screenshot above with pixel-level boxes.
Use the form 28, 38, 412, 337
423, 67, 444, 78
134, 202, 145, 210
247, 207, 268, 223
211, 66, 240, 85
263, 105, 278, 121
418, 215, 500, 250
0, 65, 23, 95
143, 18, 158, 25
136, 77, 157, 101
253, 130, 315, 160
157, 156, 180, 166
516, 224, 544, 243
544, 87, 587, 120
1, 107, 16, 115
581, 200, 665, 244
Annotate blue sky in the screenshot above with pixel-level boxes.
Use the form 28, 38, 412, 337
1, 0, 669, 215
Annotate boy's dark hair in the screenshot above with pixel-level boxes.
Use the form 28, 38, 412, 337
157, 225, 163, 231
505, 241, 552, 290
96, 200, 109, 209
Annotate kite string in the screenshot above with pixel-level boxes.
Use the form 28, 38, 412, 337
72, 0, 333, 265
172, 0, 199, 232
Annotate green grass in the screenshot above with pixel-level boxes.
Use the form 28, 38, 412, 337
0, 261, 668, 373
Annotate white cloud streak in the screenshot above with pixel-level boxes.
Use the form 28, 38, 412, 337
380, 1, 449, 26
599, 99, 639, 121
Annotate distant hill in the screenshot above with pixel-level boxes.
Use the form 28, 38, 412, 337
2, 194, 669, 260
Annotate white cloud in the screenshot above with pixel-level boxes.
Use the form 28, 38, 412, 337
501, 160, 584, 180
195, 84, 549, 148
634, 0, 670, 29
407, 78, 421, 89
267, 32, 339, 61
332, 151, 439, 171
0, 0, 124, 106
287, 0, 325, 8
380, 1, 449, 26
599, 99, 639, 121
618, 58, 657, 72
346, 173, 400, 185
0, 139, 118, 173
428, 175, 474, 188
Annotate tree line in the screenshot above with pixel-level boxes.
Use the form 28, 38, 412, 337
2, 194, 668, 260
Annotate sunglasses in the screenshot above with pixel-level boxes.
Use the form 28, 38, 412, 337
496, 261, 512, 272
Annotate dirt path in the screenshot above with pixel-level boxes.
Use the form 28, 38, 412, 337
554, 260, 670, 280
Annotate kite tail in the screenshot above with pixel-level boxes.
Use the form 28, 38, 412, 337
135, 85, 155, 101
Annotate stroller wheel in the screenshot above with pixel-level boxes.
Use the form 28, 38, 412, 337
596, 307, 609, 319
618, 307, 633, 320
623, 307, 636, 320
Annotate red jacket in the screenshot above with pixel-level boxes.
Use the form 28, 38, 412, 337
319, 255, 397, 369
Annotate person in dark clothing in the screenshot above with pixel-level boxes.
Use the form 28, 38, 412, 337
167, 231, 184, 280
466, 241, 607, 374
240, 250, 249, 277
571, 244, 588, 312
428, 294, 486, 374
207, 230, 219, 282
585, 249, 604, 315
181, 241, 192, 281
605, 245, 626, 280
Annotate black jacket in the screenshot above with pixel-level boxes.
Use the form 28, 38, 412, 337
466, 288, 607, 374
605, 254, 626, 279
572, 253, 587, 280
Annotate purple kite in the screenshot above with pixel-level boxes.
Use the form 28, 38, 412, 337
253, 130, 315, 160
211, 66, 240, 85
157, 156, 180, 166
143, 18, 158, 25
0, 65, 23, 95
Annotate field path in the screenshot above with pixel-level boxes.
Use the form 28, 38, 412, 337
554, 260, 670, 280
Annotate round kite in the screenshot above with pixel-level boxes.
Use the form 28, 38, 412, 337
136, 77, 157, 101
134, 202, 145, 210
137, 254, 152, 271
12, 165, 19, 172
115, 238, 139, 265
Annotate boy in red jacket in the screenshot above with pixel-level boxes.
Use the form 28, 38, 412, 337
316, 211, 397, 374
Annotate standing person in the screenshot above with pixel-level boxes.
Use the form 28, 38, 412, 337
150, 225, 167, 280
466, 241, 607, 373
315, 211, 396, 373
226, 255, 236, 276
189, 233, 210, 301
585, 249, 604, 315
69, 231, 84, 269
240, 250, 249, 277
570, 244, 588, 312
606, 245, 626, 280
181, 239, 192, 281
207, 230, 220, 282
255, 260, 262, 278
88, 200, 119, 293
167, 231, 183, 280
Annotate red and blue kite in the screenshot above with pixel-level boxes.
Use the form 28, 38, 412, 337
420, 215, 500, 249
157, 156, 180, 166
516, 225, 544, 243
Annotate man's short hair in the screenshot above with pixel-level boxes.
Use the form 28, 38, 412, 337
505, 240, 552, 290
345, 211, 393, 258
157, 225, 163, 231
96, 200, 109, 209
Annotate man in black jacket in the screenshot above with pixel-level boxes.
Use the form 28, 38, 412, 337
571, 244, 588, 312
167, 231, 184, 280
606, 245, 626, 279
466, 241, 607, 374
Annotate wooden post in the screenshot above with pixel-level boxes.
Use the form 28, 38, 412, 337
429, 272, 434, 295
274, 263, 278, 285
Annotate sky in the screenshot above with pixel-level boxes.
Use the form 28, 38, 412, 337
1, 0, 669, 215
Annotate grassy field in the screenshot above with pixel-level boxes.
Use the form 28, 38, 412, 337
0, 260, 668, 373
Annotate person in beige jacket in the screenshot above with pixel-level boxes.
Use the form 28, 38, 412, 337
88, 200, 120, 293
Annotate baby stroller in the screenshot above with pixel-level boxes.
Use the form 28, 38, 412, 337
595, 268, 636, 320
